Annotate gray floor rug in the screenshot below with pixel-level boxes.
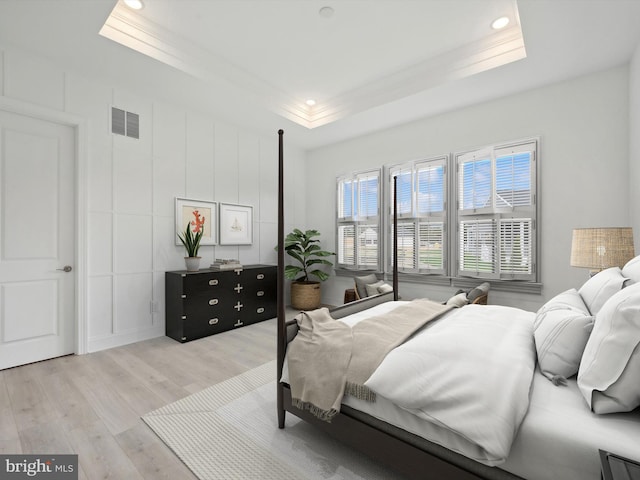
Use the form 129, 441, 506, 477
143, 360, 406, 480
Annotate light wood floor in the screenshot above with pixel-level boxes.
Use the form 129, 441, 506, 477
0, 318, 278, 479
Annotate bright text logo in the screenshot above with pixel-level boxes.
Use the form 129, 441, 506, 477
0, 455, 77, 479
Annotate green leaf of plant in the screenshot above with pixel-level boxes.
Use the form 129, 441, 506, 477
309, 270, 330, 281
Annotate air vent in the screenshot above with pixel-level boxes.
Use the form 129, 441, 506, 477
126, 111, 139, 139
111, 107, 126, 136
111, 107, 139, 139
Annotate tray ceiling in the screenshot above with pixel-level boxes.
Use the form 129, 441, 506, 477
100, 0, 525, 128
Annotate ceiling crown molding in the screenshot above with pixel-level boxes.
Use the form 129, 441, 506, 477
100, 3, 525, 129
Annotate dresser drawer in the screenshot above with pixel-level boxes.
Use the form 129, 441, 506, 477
182, 270, 238, 295
182, 314, 237, 340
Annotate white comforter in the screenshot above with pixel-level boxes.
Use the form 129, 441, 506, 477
364, 303, 536, 466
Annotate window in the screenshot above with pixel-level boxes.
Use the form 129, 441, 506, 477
336, 169, 381, 270
456, 140, 537, 281
389, 157, 447, 275
335, 138, 539, 290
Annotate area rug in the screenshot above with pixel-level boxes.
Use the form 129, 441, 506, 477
143, 360, 406, 480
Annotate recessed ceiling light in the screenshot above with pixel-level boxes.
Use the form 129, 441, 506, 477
306, 99, 317, 107
491, 16, 510, 30
123, 0, 144, 10
319, 6, 334, 18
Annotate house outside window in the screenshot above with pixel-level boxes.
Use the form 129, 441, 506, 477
336, 169, 381, 270
455, 139, 538, 282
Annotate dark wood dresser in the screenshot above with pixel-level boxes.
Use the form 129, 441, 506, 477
165, 264, 277, 343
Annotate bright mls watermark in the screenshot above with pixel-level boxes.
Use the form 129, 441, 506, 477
1, 455, 77, 479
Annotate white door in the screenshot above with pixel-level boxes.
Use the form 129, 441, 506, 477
0, 109, 75, 370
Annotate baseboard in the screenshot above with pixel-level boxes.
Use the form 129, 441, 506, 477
87, 325, 165, 352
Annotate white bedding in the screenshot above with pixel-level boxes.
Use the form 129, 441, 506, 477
365, 303, 536, 465
502, 368, 640, 480
282, 301, 640, 479
283, 301, 536, 466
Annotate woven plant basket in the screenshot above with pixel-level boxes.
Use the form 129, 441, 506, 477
291, 281, 321, 310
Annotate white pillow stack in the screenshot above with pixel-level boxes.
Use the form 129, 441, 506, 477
534, 259, 636, 394
577, 281, 640, 413
531, 254, 640, 414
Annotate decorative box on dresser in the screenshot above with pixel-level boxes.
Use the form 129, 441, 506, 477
165, 264, 277, 343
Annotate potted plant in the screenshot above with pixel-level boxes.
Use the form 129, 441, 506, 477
178, 216, 204, 272
282, 228, 335, 310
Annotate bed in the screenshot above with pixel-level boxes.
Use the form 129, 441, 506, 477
275, 130, 640, 480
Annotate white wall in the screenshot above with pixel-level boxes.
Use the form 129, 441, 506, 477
0, 44, 306, 352
308, 66, 631, 311
630, 43, 640, 251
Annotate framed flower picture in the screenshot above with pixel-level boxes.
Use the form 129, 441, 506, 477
175, 198, 217, 245
219, 203, 253, 245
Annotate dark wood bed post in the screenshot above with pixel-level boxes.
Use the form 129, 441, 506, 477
277, 129, 286, 429
393, 175, 398, 301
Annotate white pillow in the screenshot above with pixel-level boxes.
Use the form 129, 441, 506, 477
365, 280, 385, 297
577, 282, 640, 413
622, 255, 640, 283
446, 292, 469, 308
534, 289, 594, 384
377, 282, 394, 294
355, 273, 378, 298
578, 267, 629, 315
537, 288, 590, 315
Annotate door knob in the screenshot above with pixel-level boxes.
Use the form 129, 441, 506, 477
57, 265, 73, 272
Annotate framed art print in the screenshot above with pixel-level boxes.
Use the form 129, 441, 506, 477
219, 203, 253, 245
175, 198, 217, 245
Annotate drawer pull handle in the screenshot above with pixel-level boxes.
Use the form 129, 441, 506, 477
209, 318, 219, 325
181, 294, 187, 299
257, 291, 264, 296
209, 299, 219, 306
256, 274, 264, 280
257, 307, 265, 314
234, 320, 244, 327
181, 315, 187, 320
209, 279, 219, 286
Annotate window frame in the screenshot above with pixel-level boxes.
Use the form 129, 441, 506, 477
336, 168, 382, 271
387, 156, 448, 276
454, 138, 538, 282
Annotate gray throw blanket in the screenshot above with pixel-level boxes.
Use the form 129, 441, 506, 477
287, 299, 453, 422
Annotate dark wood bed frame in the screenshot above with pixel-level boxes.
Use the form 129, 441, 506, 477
275, 130, 521, 480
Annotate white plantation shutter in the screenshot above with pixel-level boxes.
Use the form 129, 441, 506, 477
336, 170, 380, 270
390, 166, 413, 217
357, 172, 379, 219
417, 162, 445, 215
495, 145, 533, 209
459, 219, 497, 277
499, 219, 533, 277
357, 224, 379, 268
459, 151, 492, 212
337, 179, 353, 219
391, 222, 416, 270
418, 222, 444, 270
456, 140, 537, 281
337, 225, 355, 266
